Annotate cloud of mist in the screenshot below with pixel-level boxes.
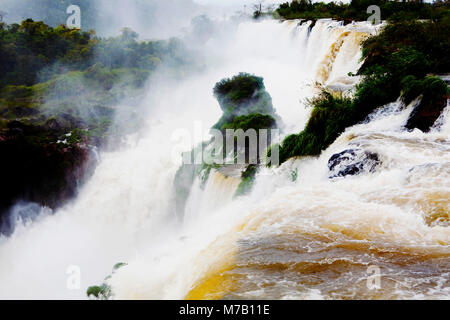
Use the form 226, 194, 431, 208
94, 0, 205, 39
0, 0, 215, 38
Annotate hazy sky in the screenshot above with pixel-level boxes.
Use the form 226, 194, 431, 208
194, 0, 286, 6
194, 0, 348, 5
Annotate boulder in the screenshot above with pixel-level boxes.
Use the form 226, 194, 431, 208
405, 95, 448, 132
328, 149, 380, 178
404, 76, 449, 132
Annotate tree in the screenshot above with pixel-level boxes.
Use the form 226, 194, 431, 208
120, 28, 138, 41
253, 1, 265, 18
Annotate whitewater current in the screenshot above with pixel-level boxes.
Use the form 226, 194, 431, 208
0, 19, 448, 300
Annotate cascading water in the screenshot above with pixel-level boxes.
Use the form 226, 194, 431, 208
0, 17, 448, 300
182, 100, 449, 300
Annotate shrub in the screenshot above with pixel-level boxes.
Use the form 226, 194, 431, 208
279, 92, 353, 163
213, 73, 274, 117
219, 113, 276, 131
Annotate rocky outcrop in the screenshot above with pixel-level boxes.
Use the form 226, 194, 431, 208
173, 73, 279, 217
328, 149, 380, 178
404, 76, 449, 132
405, 94, 448, 132
0, 121, 97, 235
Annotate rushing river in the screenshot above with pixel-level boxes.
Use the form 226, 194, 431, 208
0, 18, 448, 299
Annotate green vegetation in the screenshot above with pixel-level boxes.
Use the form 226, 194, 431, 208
279, 92, 353, 163
219, 113, 276, 132
0, 19, 191, 222
212, 73, 275, 130
0, 19, 190, 142
276, 0, 449, 22
401, 75, 449, 106
402, 75, 450, 131
86, 262, 127, 299
86, 284, 110, 299
234, 164, 257, 197
278, 18, 450, 164
0, 19, 190, 155
0, 19, 187, 89
210, 73, 278, 169
174, 74, 279, 214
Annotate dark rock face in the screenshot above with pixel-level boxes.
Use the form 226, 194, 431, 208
342, 18, 353, 26
307, 19, 317, 35
173, 163, 198, 219
328, 149, 380, 178
405, 92, 448, 132
0, 122, 97, 235
0, 202, 50, 236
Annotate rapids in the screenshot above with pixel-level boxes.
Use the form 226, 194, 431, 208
0, 18, 448, 300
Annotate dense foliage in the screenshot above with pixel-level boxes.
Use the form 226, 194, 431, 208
279, 92, 354, 162
0, 19, 190, 225
212, 73, 275, 130
219, 113, 276, 131
0, 19, 190, 139
278, 18, 450, 164
276, 0, 450, 22
0, 19, 186, 89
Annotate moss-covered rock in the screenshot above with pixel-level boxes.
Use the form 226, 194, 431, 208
173, 74, 279, 215
212, 73, 276, 130
402, 76, 450, 132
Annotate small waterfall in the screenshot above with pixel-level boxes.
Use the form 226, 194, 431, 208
184, 171, 241, 224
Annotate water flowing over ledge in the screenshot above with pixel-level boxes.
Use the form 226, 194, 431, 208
0, 18, 448, 300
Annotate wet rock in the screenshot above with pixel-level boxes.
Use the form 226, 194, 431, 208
405, 94, 448, 132
0, 122, 97, 234
343, 18, 353, 26
328, 149, 380, 178
404, 76, 449, 132
308, 19, 317, 34
173, 163, 198, 218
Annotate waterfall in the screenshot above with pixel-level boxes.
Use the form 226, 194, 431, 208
1, 18, 447, 300
184, 171, 241, 224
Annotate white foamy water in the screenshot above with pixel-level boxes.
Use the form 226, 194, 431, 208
1, 18, 447, 300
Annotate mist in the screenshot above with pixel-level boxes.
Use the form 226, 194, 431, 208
0, 0, 211, 38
